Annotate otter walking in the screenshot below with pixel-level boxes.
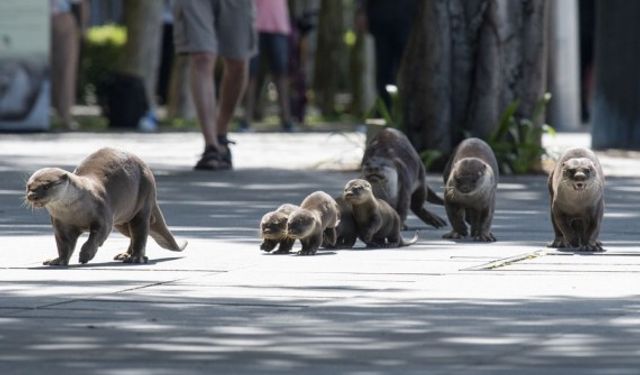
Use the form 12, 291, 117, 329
548, 147, 605, 252
25, 148, 187, 265
442, 138, 499, 242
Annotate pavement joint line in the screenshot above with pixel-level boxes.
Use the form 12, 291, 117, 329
460, 249, 547, 271
0, 266, 229, 272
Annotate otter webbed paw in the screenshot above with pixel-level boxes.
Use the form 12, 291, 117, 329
123, 255, 149, 264
547, 238, 569, 248
443, 231, 466, 240
578, 241, 604, 252
113, 252, 130, 261
426, 213, 447, 229
43, 257, 69, 266
271, 248, 292, 254
473, 232, 496, 242
297, 248, 317, 256
115, 253, 148, 264
260, 240, 277, 252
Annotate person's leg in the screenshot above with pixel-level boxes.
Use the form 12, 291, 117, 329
218, 58, 248, 136
240, 53, 260, 131
265, 33, 292, 130
189, 52, 220, 150
51, 12, 79, 129
372, 32, 394, 108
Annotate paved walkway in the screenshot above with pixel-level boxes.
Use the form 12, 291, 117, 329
1, 131, 639, 374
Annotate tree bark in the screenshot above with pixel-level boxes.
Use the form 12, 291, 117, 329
313, 0, 344, 116
118, 0, 163, 109
398, 0, 548, 159
591, 0, 640, 149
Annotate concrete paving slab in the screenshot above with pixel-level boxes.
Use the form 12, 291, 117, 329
1, 132, 639, 374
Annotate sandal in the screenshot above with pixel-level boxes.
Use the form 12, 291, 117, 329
194, 145, 232, 171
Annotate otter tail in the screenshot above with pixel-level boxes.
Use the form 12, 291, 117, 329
426, 186, 444, 205
400, 231, 419, 247
150, 203, 187, 252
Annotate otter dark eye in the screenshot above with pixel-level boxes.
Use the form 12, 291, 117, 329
584, 169, 591, 176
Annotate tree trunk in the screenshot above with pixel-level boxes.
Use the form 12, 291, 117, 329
313, 0, 344, 116
118, 0, 163, 109
398, 0, 548, 160
591, 0, 640, 149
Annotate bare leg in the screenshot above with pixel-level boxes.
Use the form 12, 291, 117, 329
218, 58, 248, 135
190, 53, 220, 149
241, 76, 258, 129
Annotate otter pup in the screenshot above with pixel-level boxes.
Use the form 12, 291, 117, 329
442, 138, 499, 242
322, 196, 358, 249
286, 191, 340, 255
25, 148, 187, 265
548, 148, 604, 252
343, 179, 418, 248
260, 204, 299, 254
361, 128, 446, 229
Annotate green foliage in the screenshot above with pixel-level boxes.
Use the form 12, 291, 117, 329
488, 93, 555, 174
367, 85, 402, 129
77, 24, 127, 105
420, 149, 443, 172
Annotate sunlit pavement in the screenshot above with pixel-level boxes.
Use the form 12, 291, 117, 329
1, 131, 639, 374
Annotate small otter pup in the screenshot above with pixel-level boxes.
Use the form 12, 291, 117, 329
442, 138, 499, 242
343, 179, 418, 248
548, 148, 604, 252
361, 128, 446, 229
25, 148, 187, 265
322, 196, 357, 249
260, 204, 299, 254
287, 191, 340, 255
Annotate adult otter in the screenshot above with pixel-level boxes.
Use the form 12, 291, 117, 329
260, 204, 299, 254
548, 147, 605, 252
286, 191, 340, 255
322, 196, 357, 249
25, 148, 187, 265
442, 138, 499, 242
361, 127, 446, 229
343, 179, 418, 248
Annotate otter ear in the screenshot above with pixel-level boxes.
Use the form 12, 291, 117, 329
561, 162, 566, 167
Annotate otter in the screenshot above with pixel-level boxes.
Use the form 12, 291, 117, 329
286, 191, 340, 255
361, 128, 446, 229
343, 179, 418, 248
25, 148, 187, 265
322, 196, 358, 249
548, 147, 604, 252
260, 204, 299, 254
442, 138, 499, 242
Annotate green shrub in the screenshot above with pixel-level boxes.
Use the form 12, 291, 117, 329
77, 24, 127, 105
488, 93, 555, 174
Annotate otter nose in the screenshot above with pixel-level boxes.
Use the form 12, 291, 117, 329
574, 171, 587, 181
26, 192, 37, 201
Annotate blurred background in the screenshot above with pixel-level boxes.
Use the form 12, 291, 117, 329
0, 0, 638, 173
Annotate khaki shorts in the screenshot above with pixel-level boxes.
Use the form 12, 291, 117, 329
173, 0, 257, 59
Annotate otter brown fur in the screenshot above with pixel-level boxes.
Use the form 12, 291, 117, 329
25, 148, 187, 265
260, 204, 299, 254
548, 148, 604, 252
442, 138, 499, 242
322, 196, 357, 249
343, 179, 418, 248
286, 191, 340, 255
361, 128, 446, 229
